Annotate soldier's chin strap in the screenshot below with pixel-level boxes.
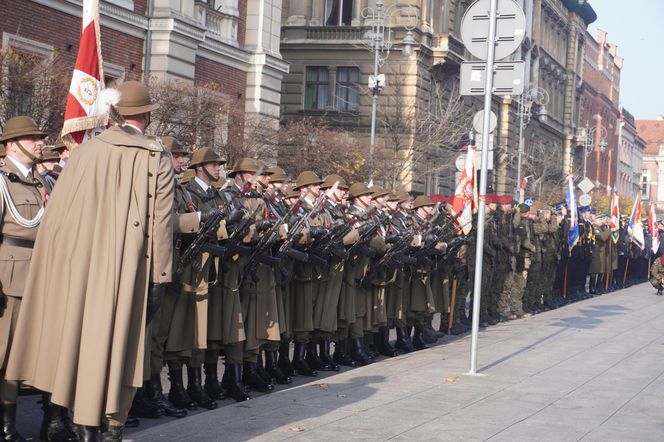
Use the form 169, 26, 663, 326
14, 140, 39, 163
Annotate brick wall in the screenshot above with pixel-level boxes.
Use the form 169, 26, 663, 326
1, 0, 145, 78
133, 0, 147, 14
194, 55, 247, 149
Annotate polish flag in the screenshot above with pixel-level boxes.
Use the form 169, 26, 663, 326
451, 146, 477, 235
61, 0, 105, 147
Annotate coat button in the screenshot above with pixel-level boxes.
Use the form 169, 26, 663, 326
133, 221, 139, 227
150, 152, 156, 157
148, 172, 154, 177
145, 254, 150, 259
148, 194, 153, 198
161, 272, 167, 276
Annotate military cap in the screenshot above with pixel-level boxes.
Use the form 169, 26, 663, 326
498, 195, 513, 205
348, 182, 373, 199
412, 195, 435, 209
115, 81, 159, 116
285, 188, 300, 199
227, 158, 258, 178
370, 185, 390, 199
596, 211, 609, 219
429, 194, 447, 204
293, 171, 323, 190
162, 136, 190, 155
36, 147, 61, 163
579, 206, 591, 213
267, 166, 289, 183
0, 116, 46, 142
518, 203, 531, 213
321, 174, 348, 190
392, 190, 411, 204
256, 160, 275, 176
50, 136, 67, 151
180, 169, 194, 184
485, 193, 498, 204
188, 147, 226, 168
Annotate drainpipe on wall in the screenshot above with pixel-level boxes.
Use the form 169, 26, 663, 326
143, 0, 154, 79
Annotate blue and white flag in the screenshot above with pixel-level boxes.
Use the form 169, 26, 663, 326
566, 175, 579, 252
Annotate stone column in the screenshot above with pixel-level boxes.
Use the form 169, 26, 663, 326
496, 95, 512, 194
310, 0, 324, 25
328, 67, 338, 110
352, 0, 363, 26
286, 0, 310, 25
563, 134, 573, 177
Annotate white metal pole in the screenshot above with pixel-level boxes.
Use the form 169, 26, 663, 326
515, 95, 525, 202
368, 1, 384, 181
468, 0, 498, 375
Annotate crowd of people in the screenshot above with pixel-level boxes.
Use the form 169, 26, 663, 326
0, 81, 658, 442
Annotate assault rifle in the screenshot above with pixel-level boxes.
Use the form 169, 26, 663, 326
359, 232, 415, 289
178, 210, 227, 274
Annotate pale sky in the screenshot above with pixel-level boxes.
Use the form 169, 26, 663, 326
587, 0, 664, 120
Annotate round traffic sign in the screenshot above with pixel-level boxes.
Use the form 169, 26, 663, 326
460, 0, 527, 61
473, 110, 497, 133
579, 194, 592, 207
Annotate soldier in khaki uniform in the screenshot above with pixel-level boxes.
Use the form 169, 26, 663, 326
7, 81, 174, 440
0, 117, 73, 442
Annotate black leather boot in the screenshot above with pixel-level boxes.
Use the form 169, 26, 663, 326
264, 350, 292, 384
40, 395, 77, 442
256, 352, 275, 384
278, 341, 295, 377
167, 365, 197, 410
129, 384, 165, 419
306, 340, 333, 371
394, 326, 416, 353
124, 415, 139, 428
332, 339, 360, 367
292, 342, 318, 376
186, 367, 217, 410
243, 361, 275, 392
351, 337, 373, 366
412, 324, 428, 350
100, 425, 123, 442
222, 363, 250, 402
203, 362, 223, 400
76, 426, 99, 442
377, 327, 398, 357
0, 403, 25, 442
150, 374, 186, 418
318, 338, 340, 371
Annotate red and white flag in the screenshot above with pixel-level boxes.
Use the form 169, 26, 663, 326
648, 204, 659, 254
61, 0, 105, 148
451, 146, 477, 235
610, 193, 620, 244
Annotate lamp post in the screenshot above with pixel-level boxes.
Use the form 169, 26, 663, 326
514, 87, 549, 202
361, 0, 418, 180
581, 124, 608, 181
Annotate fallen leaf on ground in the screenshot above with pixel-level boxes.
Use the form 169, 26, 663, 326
316, 383, 329, 389
443, 376, 460, 384
289, 426, 304, 432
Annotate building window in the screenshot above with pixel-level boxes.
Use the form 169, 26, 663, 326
304, 67, 329, 110
325, 0, 353, 26
642, 170, 650, 199
335, 67, 359, 111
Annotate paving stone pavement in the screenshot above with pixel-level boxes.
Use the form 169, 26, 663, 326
17, 283, 664, 441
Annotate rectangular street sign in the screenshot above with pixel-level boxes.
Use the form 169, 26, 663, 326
460, 61, 525, 96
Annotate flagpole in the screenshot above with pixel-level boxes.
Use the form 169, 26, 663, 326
468, 0, 498, 376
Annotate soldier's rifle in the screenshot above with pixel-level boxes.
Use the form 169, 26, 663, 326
178, 209, 227, 274
359, 231, 415, 290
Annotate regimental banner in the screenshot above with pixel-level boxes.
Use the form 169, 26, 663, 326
451, 145, 476, 235
610, 193, 620, 244
61, 0, 105, 148
648, 203, 659, 254
628, 194, 645, 250
565, 175, 579, 252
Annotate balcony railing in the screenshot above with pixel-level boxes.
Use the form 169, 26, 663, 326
304, 26, 368, 42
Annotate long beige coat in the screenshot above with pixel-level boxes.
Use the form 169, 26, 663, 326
6, 125, 174, 426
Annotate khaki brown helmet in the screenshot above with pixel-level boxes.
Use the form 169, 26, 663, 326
50, 136, 67, 152
0, 116, 46, 142
180, 168, 195, 184
162, 136, 190, 155
267, 166, 289, 183
348, 182, 373, 199
293, 171, 323, 190
256, 160, 274, 176
411, 195, 435, 210
36, 147, 61, 163
227, 158, 258, 178
188, 147, 226, 169
0, 143, 5, 157
115, 81, 159, 116
321, 174, 348, 190
370, 185, 389, 199
285, 188, 300, 199
392, 190, 411, 204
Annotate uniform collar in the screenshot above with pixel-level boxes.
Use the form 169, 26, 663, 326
194, 176, 211, 192
122, 123, 143, 135
6, 155, 32, 178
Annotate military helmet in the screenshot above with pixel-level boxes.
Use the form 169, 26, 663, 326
0, 116, 46, 142
50, 136, 67, 152
285, 188, 300, 199
370, 185, 389, 199
115, 81, 159, 116
321, 174, 348, 190
348, 182, 373, 199
36, 147, 60, 163
180, 169, 195, 184
162, 136, 190, 155
188, 147, 226, 168
392, 190, 411, 204
0, 143, 5, 157
412, 195, 435, 210
227, 158, 258, 178
293, 171, 323, 190
267, 166, 289, 183
518, 203, 530, 213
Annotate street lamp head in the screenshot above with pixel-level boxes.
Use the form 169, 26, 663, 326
600, 140, 608, 152
401, 30, 416, 56
538, 106, 548, 123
